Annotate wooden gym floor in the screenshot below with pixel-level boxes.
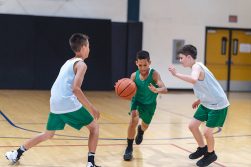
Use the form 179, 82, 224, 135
0, 90, 250, 167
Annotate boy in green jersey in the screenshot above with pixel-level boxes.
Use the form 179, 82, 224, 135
123, 50, 168, 161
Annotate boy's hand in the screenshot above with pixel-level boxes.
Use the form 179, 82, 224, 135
192, 99, 200, 109
90, 106, 100, 120
168, 65, 177, 76
148, 83, 158, 93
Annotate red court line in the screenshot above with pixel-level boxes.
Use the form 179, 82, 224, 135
1, 143, 227, 166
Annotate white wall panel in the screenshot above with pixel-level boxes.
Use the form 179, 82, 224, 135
140, 0, 251, 88
0, 0, 127, 21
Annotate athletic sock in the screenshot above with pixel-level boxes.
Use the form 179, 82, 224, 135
16, 145, 26, 158
17, 146, 26, 154
88, 152, 95, 164
127, 138, 134, 151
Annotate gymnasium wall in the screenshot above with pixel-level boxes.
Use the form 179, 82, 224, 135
0, 0, 127, 22
0, 14, 142, 90
1, 0, 251, 89
140, 0, 251, 89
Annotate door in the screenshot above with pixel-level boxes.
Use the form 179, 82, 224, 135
206, 29, 230, 91
206, 28, 251, 91
230, 30, 251, 91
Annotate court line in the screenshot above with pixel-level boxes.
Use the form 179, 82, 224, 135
0, 143, 227, 167
0, 110, 88, 139
0, 110, 195, 141
171, 144, 226, 167
0, 163, 64, 167
11, 122, 187, 125
1, 110, 250, 141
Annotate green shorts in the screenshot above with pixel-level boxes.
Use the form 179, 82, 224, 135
194, 105, 228, 128
130, 100, 156, 125
46, 107, 94, 130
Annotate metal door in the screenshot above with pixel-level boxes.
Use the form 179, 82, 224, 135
230, 30, 251, 91
206, 29, 230, 91
206, 28, 251, 91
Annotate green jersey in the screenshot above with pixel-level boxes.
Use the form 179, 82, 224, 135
133, 68, 158, 104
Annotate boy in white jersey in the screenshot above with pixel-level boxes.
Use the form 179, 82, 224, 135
5, 33, 101, 167
168, 45, 229, 167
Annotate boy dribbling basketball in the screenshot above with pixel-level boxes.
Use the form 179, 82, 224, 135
123, 50, 168, 161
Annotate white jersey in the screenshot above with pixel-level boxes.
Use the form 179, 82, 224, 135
193, 62, 230, 110
50, 58, 83, 114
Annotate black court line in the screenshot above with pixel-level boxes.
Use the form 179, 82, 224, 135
1, 143, 227, 167
9, 122, 188, 125
0, 110, 88, 139
1, 110, 250, 141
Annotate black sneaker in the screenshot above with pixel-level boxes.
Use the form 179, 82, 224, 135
189, 146, 207, 159
135, 125, 144, 145
196, 151, 217, 167
123, 147, 133, 161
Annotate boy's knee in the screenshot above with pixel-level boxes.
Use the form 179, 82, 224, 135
141, 122, 149, 131
188, 120, 200, 131
43, 132, 54, 140
188, 123, 195, 130
203, 130, 213, 138
89, 121, 99, 134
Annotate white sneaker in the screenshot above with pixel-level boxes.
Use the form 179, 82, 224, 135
5, 150, 19, 163
86, 162, 101, 167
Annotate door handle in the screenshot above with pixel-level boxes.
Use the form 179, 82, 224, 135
232, 39, 238, 55
221, 37, 227, 55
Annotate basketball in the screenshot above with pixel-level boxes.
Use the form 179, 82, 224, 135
115, 78, 137, 100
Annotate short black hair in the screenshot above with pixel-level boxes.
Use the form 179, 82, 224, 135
177, 44, 197, 59
136, 50, 150, 61
69, 33, 89, 53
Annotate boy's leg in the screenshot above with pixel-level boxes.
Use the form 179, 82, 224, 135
24, 130, 55, 149
135, 102, 156, 145
86, 120, 99, 154
123, 110, 139, 161
188, 119, 207, 159
188, 119, 205, 147
5, 130, 55, 163
196, 107, 228, 166
5, 112, 62, 163
135, 121, 148, 145
86, 120, 100, 167
203, 127, 214, 152
196, 127, 217, 167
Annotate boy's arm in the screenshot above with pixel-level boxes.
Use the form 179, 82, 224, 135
168, 64, 201, 84
72, 61, 100, 120
130, 72, 136, 81
149, 71, 168, 94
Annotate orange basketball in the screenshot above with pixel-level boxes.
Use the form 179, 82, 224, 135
115, 78, 137, 100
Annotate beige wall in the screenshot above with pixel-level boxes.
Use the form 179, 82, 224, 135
140, 0, 251, 88
0, 0, 127, 22
1, 0, 251, 88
